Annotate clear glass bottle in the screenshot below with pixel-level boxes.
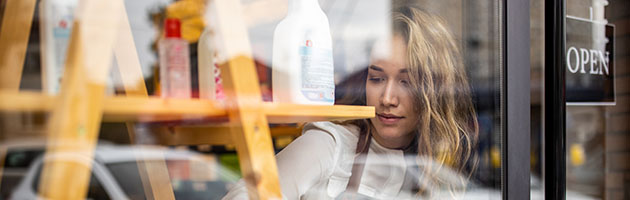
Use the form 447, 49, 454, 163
159, 18, 192, 98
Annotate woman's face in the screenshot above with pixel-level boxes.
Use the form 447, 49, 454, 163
366, 35, 419, 149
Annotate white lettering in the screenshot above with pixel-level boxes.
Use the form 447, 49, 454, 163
580, 48, 589, 74
590, 49, 599, 74
566, 46, 610, 76
567, 47, 579, 73
599, 51, 609, 75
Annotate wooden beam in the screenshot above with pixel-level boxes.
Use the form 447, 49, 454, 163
0, 91, 55, 112
0, 91, 374, 123
0, 0, 36, 91
263, 103, 374, 123
223, 56, 283, 200
114, 4, 147, 97
37, 0, 123, 199
210, 0, 282, 198
114, 5, 175, 199
102, 96, 227, 122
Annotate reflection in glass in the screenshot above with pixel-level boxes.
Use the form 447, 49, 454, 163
223, 0, 504, 199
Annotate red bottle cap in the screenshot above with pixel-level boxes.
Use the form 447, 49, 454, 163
165, 18, 182, 38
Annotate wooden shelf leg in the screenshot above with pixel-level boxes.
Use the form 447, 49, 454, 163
113, 3, 147, 97
126, 126, 176, 200
209, 0, 283, 198
222, 56, 283, 200
0, 0, 36, 91
36, 0, 124, 199
0, 0, 38, 182
114, 4, 175, 199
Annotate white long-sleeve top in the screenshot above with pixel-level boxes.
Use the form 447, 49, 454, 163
222, 121, 420, 200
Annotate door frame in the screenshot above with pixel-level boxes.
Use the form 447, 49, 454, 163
504, 0, 531, 199
543, 0, 567, 199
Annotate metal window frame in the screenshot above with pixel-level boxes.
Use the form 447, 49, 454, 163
503, 0, 531, 199
544, 0, 567, 199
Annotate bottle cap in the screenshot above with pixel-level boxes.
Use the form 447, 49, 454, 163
165, 18, 182, 38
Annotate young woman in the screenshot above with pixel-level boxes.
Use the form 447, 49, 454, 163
223, 6, 478, 200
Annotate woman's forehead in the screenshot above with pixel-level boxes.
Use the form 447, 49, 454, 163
370, 35, 408, 71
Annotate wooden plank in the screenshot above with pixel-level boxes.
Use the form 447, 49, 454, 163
222, 56, 283, 200
210, 0, 282, 198
114, 4, 147, 97
263, 103, 374, 123
0, 0, 36, 91
114, 5, 175, 199
0, 91, 226, 121
102, 96, 227, 122
132, 147, 175, 200
0, 91, 375, 122
37, 0, 123, 199
0, 91, 54, 112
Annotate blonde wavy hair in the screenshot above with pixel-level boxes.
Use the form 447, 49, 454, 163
335, 6, 479, 198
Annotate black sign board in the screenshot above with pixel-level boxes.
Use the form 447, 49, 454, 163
566, 16, 615, 105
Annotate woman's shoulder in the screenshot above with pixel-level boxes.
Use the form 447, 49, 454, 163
299, 122, 361, 197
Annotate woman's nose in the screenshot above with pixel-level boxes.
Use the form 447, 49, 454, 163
381, 81, 399, 107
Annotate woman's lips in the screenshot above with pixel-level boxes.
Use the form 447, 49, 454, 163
376, 113, 404, 125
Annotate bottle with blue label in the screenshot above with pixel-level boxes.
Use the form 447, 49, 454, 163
272, 0, 334, 105
39, 0, 77, 94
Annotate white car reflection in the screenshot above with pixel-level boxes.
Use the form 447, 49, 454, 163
326, 155, 600, 199
9, 144, 239, 200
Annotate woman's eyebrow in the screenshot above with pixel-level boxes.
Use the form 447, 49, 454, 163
399, 69, 408, 74
369, 65, 383, 72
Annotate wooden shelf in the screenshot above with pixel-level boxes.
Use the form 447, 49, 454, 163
0, 0, 376, 198
262, 102, 374, 123
0, 91, 228, 122
0, 91, 374, 123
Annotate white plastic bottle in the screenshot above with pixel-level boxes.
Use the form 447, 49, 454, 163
272, 0, 335, 105
159, 18, 192, 98
197, 29, 216, 100
39, 0, 77, 94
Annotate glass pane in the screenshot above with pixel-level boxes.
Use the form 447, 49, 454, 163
221, 0, 505, 199
1, 0, 507, 199
532, 0, 630, 199
564, 0, 629, 199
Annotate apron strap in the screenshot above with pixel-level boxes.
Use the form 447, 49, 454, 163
345, 130, 372, 193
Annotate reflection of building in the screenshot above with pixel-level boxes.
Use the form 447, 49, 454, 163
601, 0, 630, 198
563, 0, 630, 198
530, 0, 630, 198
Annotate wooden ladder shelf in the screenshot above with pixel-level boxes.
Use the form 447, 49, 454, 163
0, 0, 374, 199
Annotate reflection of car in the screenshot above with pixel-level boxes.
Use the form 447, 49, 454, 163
329, 155, 598, 199
1, 139, 60, 200
9, 144, 239, 200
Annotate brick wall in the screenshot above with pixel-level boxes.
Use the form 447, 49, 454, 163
605, 0, 630, 199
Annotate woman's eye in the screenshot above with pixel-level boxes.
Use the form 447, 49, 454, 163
400, 79, 410, 86
368, 77, 384, 82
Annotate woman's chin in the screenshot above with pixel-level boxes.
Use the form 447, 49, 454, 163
373, 128, 411, 147
378, 130, 405, 139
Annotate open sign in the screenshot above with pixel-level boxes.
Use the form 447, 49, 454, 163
566, 16, 615, 105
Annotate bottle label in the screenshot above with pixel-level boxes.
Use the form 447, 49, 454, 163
299, 40, 334, 103
49, 4, 75, 94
